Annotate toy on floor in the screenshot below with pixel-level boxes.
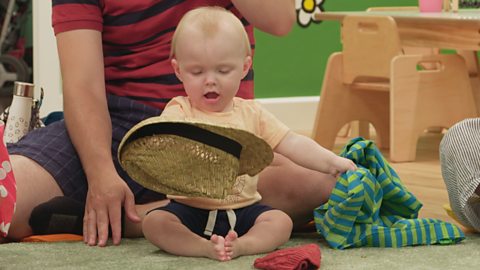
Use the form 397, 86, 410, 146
254, 243, 321, 270
21, 234, 83, 243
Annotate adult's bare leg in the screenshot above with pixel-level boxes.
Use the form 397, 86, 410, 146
258, 153, 337, 229
7, 155, 64, 240
5, 154, 168, 241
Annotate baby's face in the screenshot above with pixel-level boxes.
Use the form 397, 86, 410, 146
172, 26, 251, 113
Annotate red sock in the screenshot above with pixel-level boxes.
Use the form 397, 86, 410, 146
254, 243, 321, 270
0, 123, 16, 237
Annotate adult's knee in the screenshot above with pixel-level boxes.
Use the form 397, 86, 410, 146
441, 118, 480, 153
440, 119, 480, 196
440, 119, 480, 230
7, 155, 62, 240
440, 119, 480, 171
259, 153, 335, 200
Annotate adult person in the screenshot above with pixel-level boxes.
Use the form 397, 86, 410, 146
3, 0, 338, 247
440, 118, 480, 232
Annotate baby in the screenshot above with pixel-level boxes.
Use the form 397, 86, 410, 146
127, 6, 356, 261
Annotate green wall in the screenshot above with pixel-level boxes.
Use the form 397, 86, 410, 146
253, 0, 418, 98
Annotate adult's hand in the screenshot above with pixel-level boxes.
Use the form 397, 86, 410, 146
84, 170, 140, 247
56, 29, 141, 246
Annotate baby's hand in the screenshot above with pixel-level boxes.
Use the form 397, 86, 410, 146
329, 156, 357, 178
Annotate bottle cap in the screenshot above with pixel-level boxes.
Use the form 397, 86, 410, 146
13, 81, 34, 98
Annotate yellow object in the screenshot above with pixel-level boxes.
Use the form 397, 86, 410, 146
443, 204, 475, 230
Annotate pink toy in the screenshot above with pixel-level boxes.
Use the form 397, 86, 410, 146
419, 0, 443, 12
0, 122, 16, 237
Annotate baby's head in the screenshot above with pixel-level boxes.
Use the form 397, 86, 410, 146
170, 6, 252, 112
171, 6, 251, 59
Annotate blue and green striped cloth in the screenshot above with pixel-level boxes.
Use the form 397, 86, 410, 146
314, 137, 465, 249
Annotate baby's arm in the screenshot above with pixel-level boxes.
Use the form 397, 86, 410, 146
274, 132, 357, 177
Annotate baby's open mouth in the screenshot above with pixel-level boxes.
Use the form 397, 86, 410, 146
204, 92, 219, 99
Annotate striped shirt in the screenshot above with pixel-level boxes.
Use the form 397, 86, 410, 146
52, 0, 255, 109
440, 118, 480, 232
314, 138, 465, 249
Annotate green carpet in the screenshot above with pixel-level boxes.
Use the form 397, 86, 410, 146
1, 233, 479, 269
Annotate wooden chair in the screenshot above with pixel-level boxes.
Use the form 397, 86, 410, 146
312, 15, 477, 162
341, 6, 440, 139
457, 50, 480, 115
368, 6, 480, 125
367, 6, 439, 58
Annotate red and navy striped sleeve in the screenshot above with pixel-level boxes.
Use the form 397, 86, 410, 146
52, 0, 103, 34
52, 0, 255, 110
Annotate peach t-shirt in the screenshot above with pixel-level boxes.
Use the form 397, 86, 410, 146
160, 96, 290, 210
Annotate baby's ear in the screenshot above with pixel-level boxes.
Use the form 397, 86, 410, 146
242, 56, 252, 78
171, 58, 183, 82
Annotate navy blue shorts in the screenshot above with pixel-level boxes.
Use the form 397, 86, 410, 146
148, 201, 273, 238
7, 94, 167, 204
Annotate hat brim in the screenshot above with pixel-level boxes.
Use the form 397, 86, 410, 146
118, 119, 273, 198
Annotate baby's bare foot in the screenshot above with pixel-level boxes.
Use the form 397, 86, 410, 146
208, 234, 228, 261
224, 230, 242, 259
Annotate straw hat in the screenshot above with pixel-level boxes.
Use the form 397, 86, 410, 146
118, 117, 274, 199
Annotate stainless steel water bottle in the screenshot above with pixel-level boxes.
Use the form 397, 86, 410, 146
3, 82, 35, 143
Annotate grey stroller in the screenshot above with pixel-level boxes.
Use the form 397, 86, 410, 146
0, 0, 30, 91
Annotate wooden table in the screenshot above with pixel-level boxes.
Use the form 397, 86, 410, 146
315, 10, 480, 50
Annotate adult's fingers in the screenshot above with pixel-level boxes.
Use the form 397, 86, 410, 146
124, 189, 140, 223
108, 202, 122, 245
96, 206, 110, 247
86, 208, 98, 246
83, 208, 89, 244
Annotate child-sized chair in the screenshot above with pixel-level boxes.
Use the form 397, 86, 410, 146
312, 15, 477, 162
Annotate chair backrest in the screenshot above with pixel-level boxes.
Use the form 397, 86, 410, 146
367, 6, 479, 76
367, 7, 440, 68
457, 50, 480, 76
341, 15, 403, 84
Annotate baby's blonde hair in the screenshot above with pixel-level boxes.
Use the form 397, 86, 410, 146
170, 6, 251, 58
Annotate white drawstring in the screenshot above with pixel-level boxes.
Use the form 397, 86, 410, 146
203, 209, 236, 236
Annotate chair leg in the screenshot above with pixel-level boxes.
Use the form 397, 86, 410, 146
358, 121, 371, 139
468, 75, 480, 116
346, 121, 371, 139
390, 105, 419, 162
457, 50, 480, 115
312, 53, 351, 150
